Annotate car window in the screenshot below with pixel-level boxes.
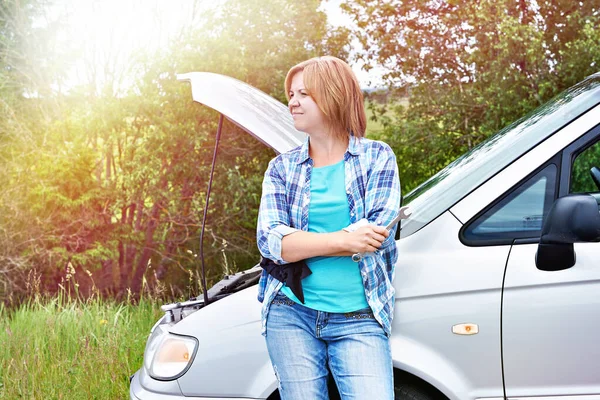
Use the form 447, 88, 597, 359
570, 140, 600, 194
462, 164, 557, 243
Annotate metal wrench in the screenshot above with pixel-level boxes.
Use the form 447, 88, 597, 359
351, 206, 412, 263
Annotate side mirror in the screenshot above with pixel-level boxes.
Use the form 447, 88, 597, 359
536, 194, 600, 271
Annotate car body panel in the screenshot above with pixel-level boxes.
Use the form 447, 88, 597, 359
507, 397, 600, 400
130, 369, 256, 400
177, 72, 306, 154
171, 286, 275, 398
130, 367, 184, 399
503, 243, 600, 397
393, 211, 507, 400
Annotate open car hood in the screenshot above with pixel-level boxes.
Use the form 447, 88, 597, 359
177, 72, 306, 154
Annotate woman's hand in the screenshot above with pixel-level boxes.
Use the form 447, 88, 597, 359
341, 225, 389, 254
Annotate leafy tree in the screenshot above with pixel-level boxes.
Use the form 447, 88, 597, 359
0, 0, 352, 300
0, 0, 53, 299
571, 141, 600, 194
111, 0, 351, 295
342, 0, 600, 192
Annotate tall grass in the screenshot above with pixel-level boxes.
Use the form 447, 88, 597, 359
0, 281, 163, 398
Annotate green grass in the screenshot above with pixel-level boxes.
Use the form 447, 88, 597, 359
0, 294, 163, 399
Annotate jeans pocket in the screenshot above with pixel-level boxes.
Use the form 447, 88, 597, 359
271, 291, 296, 306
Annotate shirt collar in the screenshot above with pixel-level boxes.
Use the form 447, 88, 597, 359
296, 135, 361, 165
347, 135, 361, 156
297, 137, 311, 164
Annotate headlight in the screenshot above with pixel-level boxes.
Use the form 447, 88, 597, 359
143, 328, 198, 381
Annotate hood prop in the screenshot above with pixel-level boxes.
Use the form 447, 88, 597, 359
198, 113, 224, 305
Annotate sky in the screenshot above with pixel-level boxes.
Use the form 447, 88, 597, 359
51, 0, 385, 93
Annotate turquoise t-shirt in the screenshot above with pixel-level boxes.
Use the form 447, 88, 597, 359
280, 160, 369, 312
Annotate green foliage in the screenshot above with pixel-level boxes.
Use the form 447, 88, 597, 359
571, 142, 600, 194
5, 0, 599, 303
343, 0, 600, 192
0, 0, 352, 300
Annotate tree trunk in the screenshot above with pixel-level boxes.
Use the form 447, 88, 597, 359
130, 199, 162, 295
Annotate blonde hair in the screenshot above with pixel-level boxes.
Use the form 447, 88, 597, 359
285, 56, 366, 138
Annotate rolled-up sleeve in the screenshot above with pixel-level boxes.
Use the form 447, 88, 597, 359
364, 144, 401, 249
342, 218, 370, 232
257, 157, 298, 264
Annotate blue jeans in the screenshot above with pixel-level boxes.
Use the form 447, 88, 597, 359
265, 291, 394, 400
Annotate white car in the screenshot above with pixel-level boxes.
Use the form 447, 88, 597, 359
130, 71, 600, 400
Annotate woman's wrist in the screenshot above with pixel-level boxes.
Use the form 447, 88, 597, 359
329, 231, 349, 253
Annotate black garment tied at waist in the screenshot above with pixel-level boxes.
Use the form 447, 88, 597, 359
260, 257, 312, 304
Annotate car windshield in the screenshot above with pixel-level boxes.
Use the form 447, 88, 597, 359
401, 73, 600, 237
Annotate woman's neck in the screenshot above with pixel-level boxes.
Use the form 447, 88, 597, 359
308, 132, 348, 167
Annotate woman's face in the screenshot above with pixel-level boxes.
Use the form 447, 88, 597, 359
288, 71, 327, 135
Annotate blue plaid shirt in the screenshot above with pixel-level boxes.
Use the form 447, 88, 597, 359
256, 136, 401, 336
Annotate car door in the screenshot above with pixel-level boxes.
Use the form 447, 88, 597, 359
502, 124, 600, 398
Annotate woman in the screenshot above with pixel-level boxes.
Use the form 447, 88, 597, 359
256, 56, 401, 399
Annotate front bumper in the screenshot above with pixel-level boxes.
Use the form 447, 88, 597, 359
129, 369, 260, 400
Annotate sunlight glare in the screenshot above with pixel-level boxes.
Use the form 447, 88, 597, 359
54, 0, 204, 94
